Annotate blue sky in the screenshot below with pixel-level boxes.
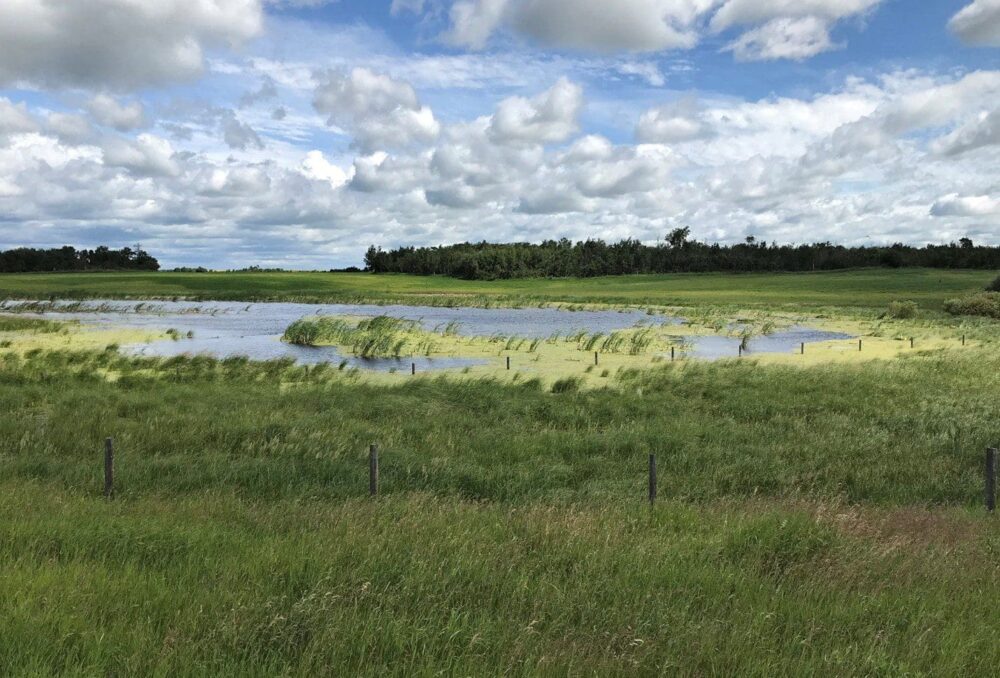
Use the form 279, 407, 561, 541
0, 0, 998, 268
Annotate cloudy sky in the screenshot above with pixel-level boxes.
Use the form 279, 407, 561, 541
1, 0, 999, 269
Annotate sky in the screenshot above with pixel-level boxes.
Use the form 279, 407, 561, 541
0, 1, 998, 269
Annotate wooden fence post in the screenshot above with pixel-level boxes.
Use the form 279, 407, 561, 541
910, 337, 914, 349
800, 342, 805, 355
594, 351, 599, 366
648, 454, 657, 506
369, 444, 379, 497
962, 335, 966, 346
104, 437, 114, 499
859, 339, 863, 351
411, 362, 416, 375
671, 346, 675, 361
506, 356, 510, 370
987, 447, 997, 513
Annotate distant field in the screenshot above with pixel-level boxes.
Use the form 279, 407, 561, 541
0, 267, 995, 309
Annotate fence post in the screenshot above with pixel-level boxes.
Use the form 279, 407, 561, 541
738, 345, 743, 357
103, 437, 114, 499
411, 362, 416, 376
369, 444, 379, 497
962, 335, 966, 346
671, 346, 675, 361
506, 356, 510, 370
859, 339, 863, 352
594, 351, 599, 366
800, 342, 805, 355
987, 447, 997, 513
648, 454, 657, 506
910, 337, 914, 349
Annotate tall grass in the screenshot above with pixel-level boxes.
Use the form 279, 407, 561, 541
0, 344, 999, 673
284, 315, 433, 358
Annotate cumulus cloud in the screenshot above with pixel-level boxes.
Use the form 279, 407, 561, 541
313, 67, 440, 152
723, 16, 836, 61
0, 98, 38, 137
220, 111, 265, 150
488, 77, 583, 145
635, 97, 712, 143
932, 109, 1000, 156
101, 134, 181, 177
931, 194, 1000, 217
87, 95, 146, 131
0, 0, 263, 90
949, 0, 1000, 47
438, 0, 879, 59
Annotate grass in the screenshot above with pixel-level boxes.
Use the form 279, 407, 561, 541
0, 347, 998, 674
1, 271, 999, 674
1, 267, 996, 309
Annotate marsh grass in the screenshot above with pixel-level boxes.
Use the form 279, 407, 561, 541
284, 315, 434, 358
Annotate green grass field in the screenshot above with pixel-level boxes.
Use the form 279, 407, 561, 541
1, 270, 999, 675
1, 267, 995, 309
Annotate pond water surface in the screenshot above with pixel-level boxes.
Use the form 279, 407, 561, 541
2, 299, 853, 370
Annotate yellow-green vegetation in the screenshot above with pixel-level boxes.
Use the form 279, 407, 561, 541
1, 267, 996, 309
1, 271, 999, 675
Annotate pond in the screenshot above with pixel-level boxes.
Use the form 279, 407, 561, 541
1, 299, 853, 370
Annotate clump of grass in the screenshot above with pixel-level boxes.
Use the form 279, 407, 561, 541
886, 300, 919, 319
550, 376, 582, 394
943, 292, 1000, 320
0, 315, 65, 333
283, 316, 431, 358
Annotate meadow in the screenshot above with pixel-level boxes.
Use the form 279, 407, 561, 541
1, 269, 999, 675
0, 267, 995, 309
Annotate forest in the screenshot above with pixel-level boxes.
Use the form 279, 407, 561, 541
0, 245, 159, 273
364, 230, 1000, 279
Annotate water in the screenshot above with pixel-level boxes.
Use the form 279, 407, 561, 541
674, 326, 854, 360
1, 300, 853, 369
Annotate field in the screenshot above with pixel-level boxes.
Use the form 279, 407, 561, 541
0, 267, 994, 309
1, 269, 999, 675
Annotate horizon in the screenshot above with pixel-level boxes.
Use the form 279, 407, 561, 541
1, 1, 999, 270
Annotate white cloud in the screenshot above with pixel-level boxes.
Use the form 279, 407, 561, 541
488, 77, 583, 145
446, 0, 509, 48
949, 0, 1000, 47
635, 97, 711, 142
723, 16, 836, 62
220, 111, 264, 150
931, 194, 1000, 217
87, 95, 146, 131
709, 0, 881, 31
0, 98, 38, 137
313, 67, 440, 151
0, 0, 263, 90
438, 0, 878, 60
102, 134, 181, 177
301, 150, 350, 187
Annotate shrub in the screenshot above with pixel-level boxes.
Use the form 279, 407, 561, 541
987, 274, 1000, 292
943, 292, 1000, 319
886, 300, 919, 319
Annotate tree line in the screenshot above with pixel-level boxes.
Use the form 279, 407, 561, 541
365, 230, 1000, 279
0, 245, 160, 273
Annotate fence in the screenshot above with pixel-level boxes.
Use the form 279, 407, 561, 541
100, 440, 999, 511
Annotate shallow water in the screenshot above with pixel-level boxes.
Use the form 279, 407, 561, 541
675, 325, 854, 360
1, 299, 853, 369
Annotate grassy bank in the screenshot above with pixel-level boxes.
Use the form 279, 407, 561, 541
1, 267, 996, 310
